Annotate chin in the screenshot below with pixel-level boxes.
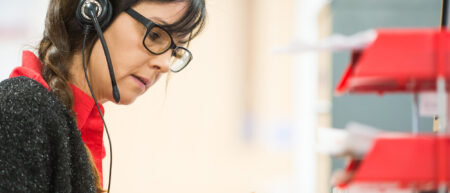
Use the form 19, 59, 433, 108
113, 95, 137, 105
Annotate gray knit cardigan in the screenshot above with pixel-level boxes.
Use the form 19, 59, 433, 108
0, 76, 97, 193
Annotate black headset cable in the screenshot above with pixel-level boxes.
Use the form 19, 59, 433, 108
82, 11, 113, 192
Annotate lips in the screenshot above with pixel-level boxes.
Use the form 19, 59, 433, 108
131, 74, 150, 86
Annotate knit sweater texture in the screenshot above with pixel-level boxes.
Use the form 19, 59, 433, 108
0, 76, 96, 193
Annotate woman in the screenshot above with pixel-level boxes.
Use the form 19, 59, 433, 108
0, 0, 206, 192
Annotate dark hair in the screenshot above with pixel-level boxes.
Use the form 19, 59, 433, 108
38, 0, 206, 192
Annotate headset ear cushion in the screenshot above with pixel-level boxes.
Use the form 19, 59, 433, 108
76, 0, 113, 29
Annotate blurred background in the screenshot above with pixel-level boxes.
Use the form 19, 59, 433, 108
0, 0, 443, 193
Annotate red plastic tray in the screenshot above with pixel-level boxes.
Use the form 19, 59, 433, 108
338, 135, 450, 190
336, 29, 450, 95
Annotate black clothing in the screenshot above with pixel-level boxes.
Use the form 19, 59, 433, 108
0, 77, 96, 193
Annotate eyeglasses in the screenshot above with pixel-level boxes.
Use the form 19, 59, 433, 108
125, 8, 193, 73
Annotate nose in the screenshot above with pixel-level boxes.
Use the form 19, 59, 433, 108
149, 50, 171, 73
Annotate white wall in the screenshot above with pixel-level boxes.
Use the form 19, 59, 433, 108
2, 1, 331, 193
0, 0, 48, 79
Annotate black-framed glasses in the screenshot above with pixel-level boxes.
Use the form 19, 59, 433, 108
125, 8, 192, 73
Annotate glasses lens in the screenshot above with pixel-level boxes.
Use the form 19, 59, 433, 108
170, 47, 192, 72
144, 26, 172, 54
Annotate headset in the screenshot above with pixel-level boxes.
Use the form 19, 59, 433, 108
75, 0, 120, 103
75, 0, 116, 192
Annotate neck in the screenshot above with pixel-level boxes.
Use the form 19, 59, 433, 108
69, 52, 108, 104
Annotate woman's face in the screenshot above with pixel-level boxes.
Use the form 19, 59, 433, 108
76, 1, 188, 104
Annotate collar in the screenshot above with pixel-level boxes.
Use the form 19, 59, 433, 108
10, 50, 50, 90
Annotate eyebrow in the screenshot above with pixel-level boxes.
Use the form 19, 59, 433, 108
150, 16, 170, 26
149, 16, 187, 44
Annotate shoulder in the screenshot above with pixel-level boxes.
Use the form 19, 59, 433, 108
0, 75, 72, 134
0, 76, 51, 101
0, 76, 74, 135
0, 76, 64, 115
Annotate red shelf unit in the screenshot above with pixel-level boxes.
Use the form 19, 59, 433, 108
334, 28, 450, 192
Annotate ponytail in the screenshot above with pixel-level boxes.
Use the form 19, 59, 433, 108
38, 1, 105, 192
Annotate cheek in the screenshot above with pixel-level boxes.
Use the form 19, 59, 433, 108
103, 22, 150, 78
88, 43, 112, 86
